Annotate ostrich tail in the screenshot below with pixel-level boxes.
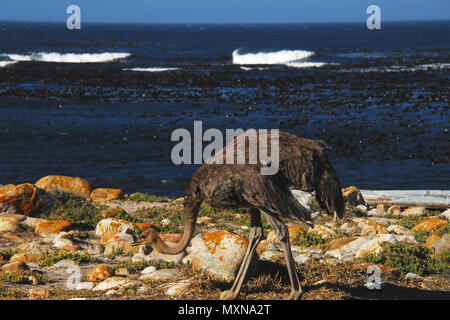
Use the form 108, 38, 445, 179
137, 198, 202, 255
316, 163, 345, 219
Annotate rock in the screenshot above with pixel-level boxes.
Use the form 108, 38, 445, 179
376, 204, 389, 212
138, 268, 180, 281
0, 184, 46, 215
49, 259, 78, 270
259, 251, 285, 264
342, 186, 366, 206
326, 236, 359, 251
267, 225, 303, 246
402, 206, 426, 217
166, 280, 191, 296
256, 239, 276, 255
326, 234, 417, 262
356, 234, 417, 258
339, 222, 360, 235
35, 175, 91, 200
95, 218, 151, 236
92, 277, 138, 291
90, 188, 122, 203
22, 216, 46, 229
53, 232, 73, 249
148, 248, 186, 264
356, 205, 368, 212
27, 288, 51, 300
367, 209, 386, 216
76, 282, 95, 290
160, 218, 171, 226
88, 264, 115, 282
386, 225, 411, 235
441, 209, 450, 220
308, 225, 337, 239
60, 244, 81, 252
387, 205, 402, 216
1, 232, 25, 243
10, 252, 42, 263
425, 234, 450, 257
141, 266, 157, 274
356, 219, 387, 236
0, 219, 20, 232
405, 272, 421, 280
189, 231, 249, 282
159, 233, 183, 243
412, 218, 448, 232
115, 268, 130, 276
197, 216, 213, 224
35, 220, 72, 237
1, 261, 29, 272
181, 254, 192, 265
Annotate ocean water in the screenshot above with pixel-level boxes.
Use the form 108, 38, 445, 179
0, 21, 449, 197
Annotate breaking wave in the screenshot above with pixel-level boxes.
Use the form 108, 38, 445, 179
123, 67, 180, 72
0, 61, 17, 67
285, 61, 328, 68
1, 52, 131, 63
232, 49, 314, 65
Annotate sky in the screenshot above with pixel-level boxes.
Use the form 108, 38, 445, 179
0, 0, 449, 24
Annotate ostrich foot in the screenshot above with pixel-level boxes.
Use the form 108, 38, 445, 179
220, 290, 239, 300
288, 290, 302, 300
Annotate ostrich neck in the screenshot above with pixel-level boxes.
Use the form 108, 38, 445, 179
152, 200, 200, 255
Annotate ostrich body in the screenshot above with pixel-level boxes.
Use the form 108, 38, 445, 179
135, 131, 344, 300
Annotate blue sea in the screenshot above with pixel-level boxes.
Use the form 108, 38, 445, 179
0, 21, 449, 197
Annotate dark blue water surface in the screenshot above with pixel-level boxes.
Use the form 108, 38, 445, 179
0, 21, 448, 197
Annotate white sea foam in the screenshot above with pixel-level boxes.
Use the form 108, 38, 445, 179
285, 61, 328, 68
123, 67, 180, 72
340, 63, 450, 73
232, 49, 314, 65
240, 66, 269, 71
0, 61, 17, 67
2, 52, 131, 63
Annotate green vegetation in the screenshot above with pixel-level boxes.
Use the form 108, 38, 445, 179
363, 242, 449, 275
112, 260, 174, 274
40, 196, 106, 230
38, 251, 96, 267
0, 270, 48, 285
291, 227, 329, 247
127, 193, 169, 203
390, 215, 427, 229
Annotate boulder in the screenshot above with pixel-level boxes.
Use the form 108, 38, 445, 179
267, 225, 303, 246
87, 264, 115, 282
27, 288, 51, 300
90, 188, 122, 203
441, 209, 450, 220
138, 268, 180, 281
95, 218, 152, 236
35, 175, 91, 200
1, 261, 29, 272
189, 231, 249, 282
342, 186, 366, 206
387, 205, 402, 216
376, 204, 389, 212
52, 232, 73, 249
326, 236, 359, 251
92, 277, 138, 291
35, 220, 72, 237
402, 206, 426, 217
356, 219, 387, 236
367, 209, 386, 216
386, 225, 411, 235
0, 184, 47, 215
412, 218, 448, 232
165, 280, 191, 296
308, 225, 337, 239
339, 222, 360, 235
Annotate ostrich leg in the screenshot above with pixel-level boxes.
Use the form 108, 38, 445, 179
263, 211, 302, 300
220, 208, 263, 300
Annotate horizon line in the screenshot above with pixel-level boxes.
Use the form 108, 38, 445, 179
0, 18, 449, 25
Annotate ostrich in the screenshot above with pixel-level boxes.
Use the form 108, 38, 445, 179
134, 131, 345, 300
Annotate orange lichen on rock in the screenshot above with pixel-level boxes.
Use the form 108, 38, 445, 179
412, 218, 448, 232
90, 188, 122, 203
202, 231, 248, 255
159, 233, 183, 243
35, 175, 91, 200
0, 183, 42, 215
326, 236, 358, 251
35, 220, 72, 236
87, 264, 114, 282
